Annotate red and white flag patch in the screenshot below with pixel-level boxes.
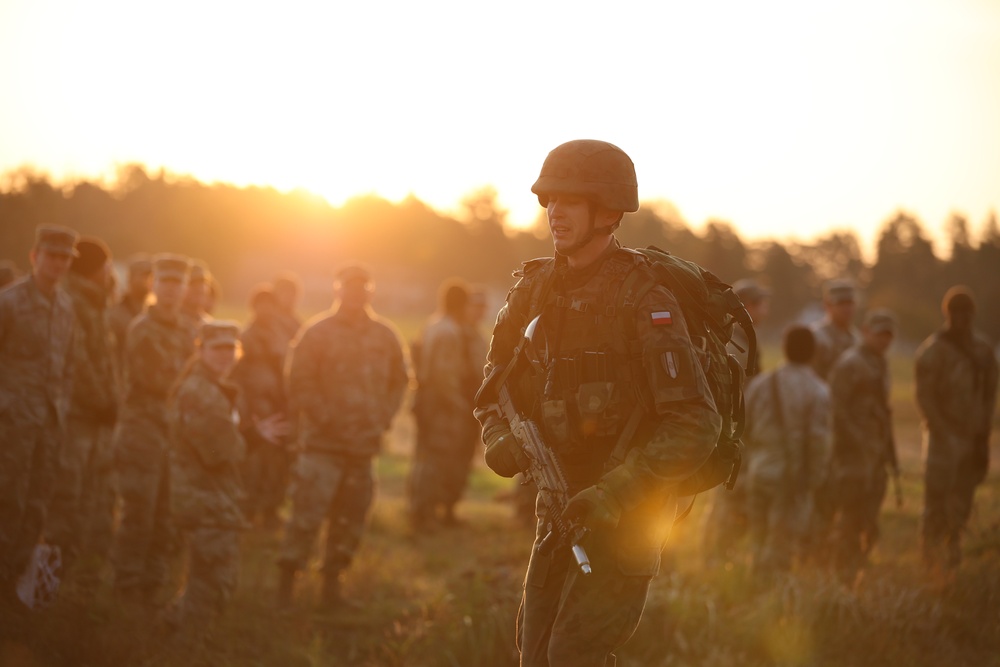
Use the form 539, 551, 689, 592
650, 311, 673, 326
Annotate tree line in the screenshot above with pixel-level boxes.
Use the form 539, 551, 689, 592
2, 164, 998, 344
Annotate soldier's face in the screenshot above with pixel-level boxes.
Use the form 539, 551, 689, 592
129, 271, 152, 296
827, 299, 856, 327
865, 328, 894, 354
337, 278, 372, 311
546, 194, 617, 256
201, 343, 237, 377
154, 277, 185, 308
32, 249, 73, 285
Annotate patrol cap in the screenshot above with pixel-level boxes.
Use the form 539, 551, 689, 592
863, 308, 896, 334
71, 237, 112, 276
335, 263, 372, 286
823, 279, 856, 304
35, 225, 80, 257
199, 320, 240, 348
152, 253, 192, 282
733, 278, 770, 304
127, 254, 153, 276
942, 285, 976, 315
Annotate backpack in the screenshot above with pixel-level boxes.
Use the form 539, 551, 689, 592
610, 245, 756, 499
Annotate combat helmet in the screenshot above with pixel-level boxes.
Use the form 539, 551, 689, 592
531, 140, 638, 213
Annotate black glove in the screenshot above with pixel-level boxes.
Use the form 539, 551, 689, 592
483, 425, 528, 478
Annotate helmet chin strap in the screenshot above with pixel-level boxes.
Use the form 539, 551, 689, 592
554, 203, 614, 258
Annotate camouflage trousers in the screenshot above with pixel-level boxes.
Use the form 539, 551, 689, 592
278, 451, 374, 573
409, 427, 477, 523
174, 526, 240, 647
111, 418, 175, 597
517, 498, 653, 667
0, 414, 61, 584
747, 477, 812, 575
46, 419, 117, 568
241, 441, 291, 525
830, 466, 887, 580
922, 434, 984, 570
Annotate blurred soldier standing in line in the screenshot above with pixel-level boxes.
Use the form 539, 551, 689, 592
167, 321, 287, 652
45, 238, 120, 594
409, 279, 473, 530
277, 265, 409, 609
273, 272, 304, 342
179, 261, 213, 339
231, 285, 294, 530
915, 287, 999, 574
475, 140, 722, 666
109, 254, 153, 370
744, 326, 831, 577
112, 254, 194, 606
701, 278, 771, 563
0, 225, 78, 608
827, 309, 897, 585
811, 280, 859, 381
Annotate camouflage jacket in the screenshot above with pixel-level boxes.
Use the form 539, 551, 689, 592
744, 362, 831, 490
828, 342, 893, 475
413, 314, 473, 422
915, 329, 999, 442
65, 272, 118, 422
109, 293, 146, 369
811, 320, 858, 381
230, 316, 289, 418
170, 360, 248, 529
120, 303, 195, 427
0, 275, 75, 426
287, 307, 409, 456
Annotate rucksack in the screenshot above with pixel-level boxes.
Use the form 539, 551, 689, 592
609, 246, 756, 499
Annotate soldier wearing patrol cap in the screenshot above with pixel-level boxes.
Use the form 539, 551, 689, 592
915, 286, 999, 573
167, 320, 286, 650
179, 260, 213, 340
277, 263, 409, 610
811, 279, 860, 381
0, 224, 78, 605
111, 253, 195, 605
827, 308, 897, 585
475, 140, 721, 665
110, 254, 153, 370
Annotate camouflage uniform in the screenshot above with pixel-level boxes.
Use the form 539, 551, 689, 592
915, 329, 999, 569
476, 240, 721, 666
230, 314, 291, 525
744, 363, 831, 574
45, 271, 119, 570
112, 298, 194, 597
169, 353, 248, 646
0, 273, 76, 585
109, 256, 152, 371
811, 321, 858, 382
409, 312, 477, 525
278, 306, 408, 579
827, 341, 893, 579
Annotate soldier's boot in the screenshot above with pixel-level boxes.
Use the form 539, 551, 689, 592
276, 566, 297, 610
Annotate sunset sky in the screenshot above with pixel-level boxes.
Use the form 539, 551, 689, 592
2, 0, 998, 256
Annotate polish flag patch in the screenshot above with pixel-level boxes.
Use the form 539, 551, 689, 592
651, 311, 673, 326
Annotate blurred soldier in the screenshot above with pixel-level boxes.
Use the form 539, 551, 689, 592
230, 285, 293, 529
45, 238, 119, 592
828, 309, 897, 585
0, 225, 78, 604
112, 254, 194, 605
273, 272, 304, 343
179, 260, 212, 339
277, 264, 409, 609
409, 279, 474, 529
701, 277, 771, 563
744, 326, 831, 577
811, 279, 859, 381
916, 287, 999, 573
167, 321, 286, 651
0, 259, 21, 290
109, 254, 153, 369
475, 140, 721, 665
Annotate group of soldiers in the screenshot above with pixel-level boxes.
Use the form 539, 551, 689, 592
703, 276, 999, 586
2, 139, 999, 666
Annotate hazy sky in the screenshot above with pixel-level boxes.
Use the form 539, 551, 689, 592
2, 0, 998, 255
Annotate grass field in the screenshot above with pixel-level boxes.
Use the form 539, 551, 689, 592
2, 348, 999, 667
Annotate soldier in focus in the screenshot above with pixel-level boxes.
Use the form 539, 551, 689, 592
109, 254, 153, 369
827, 309, 897, 585
167, 321, 286, 651
915, 287, 999, 573
277, 264, 409, 609
45, 238, 120, 592
475, 140, 721, 665
112, 254, 194, 605
0, 225, 78, 607
409, 279, 475, 529
744, 325, 831, 577
231, 285, 294, 530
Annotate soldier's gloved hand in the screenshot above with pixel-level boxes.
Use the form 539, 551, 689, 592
483, 424, 528, 478
562, 484, 623, 533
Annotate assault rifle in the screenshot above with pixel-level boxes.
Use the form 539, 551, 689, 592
488, 316, 592, 575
